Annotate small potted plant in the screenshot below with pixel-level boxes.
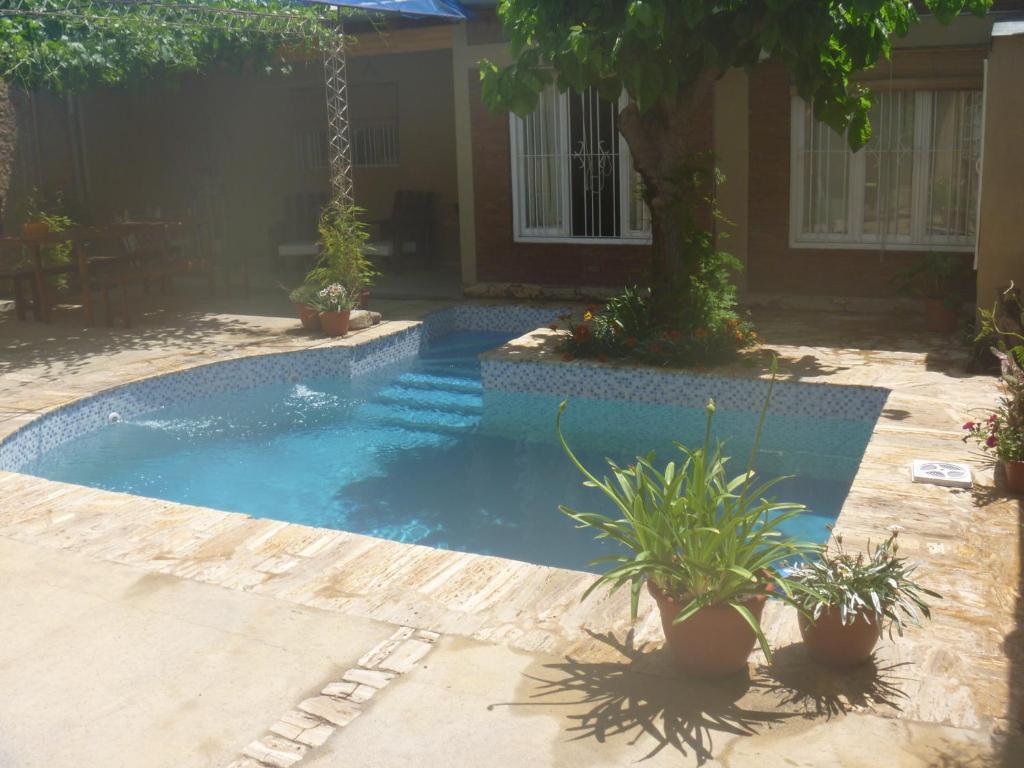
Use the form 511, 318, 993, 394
316, 282, 358, 337
893, 252, 971, 333
788, 527, 941, 668
967, 287, 1024, 493
556, 363, 817, 677
288, 284, 321, 331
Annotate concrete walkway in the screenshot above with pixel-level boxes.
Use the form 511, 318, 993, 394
0, 537, 393, 768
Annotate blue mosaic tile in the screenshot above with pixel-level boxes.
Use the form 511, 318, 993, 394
0, 305, 564, 472
0, 303, 885, 474
479, 359, 889, 422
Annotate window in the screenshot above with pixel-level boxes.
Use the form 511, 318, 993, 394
352, 119, 399, 167
510, 86, 651, 243
292, 129, 328, 171
790, 90, 983, 250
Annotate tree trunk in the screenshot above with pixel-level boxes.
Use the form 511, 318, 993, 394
618, 73, 716, 325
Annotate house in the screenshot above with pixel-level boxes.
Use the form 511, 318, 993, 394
6, 1, 1022, 309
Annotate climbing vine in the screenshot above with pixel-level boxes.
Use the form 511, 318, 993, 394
0, 0, 330, 93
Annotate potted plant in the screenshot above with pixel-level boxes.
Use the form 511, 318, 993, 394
22, 219, 49, 238
288, 284, 321, 331
556, 364, 817, 677
788, 527, 941, 668
893, 252, 971, 333
316, 282, 357, 337
967, 286, 1024, 493
306, 201, 376, 310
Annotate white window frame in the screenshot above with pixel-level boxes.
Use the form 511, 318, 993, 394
509, 90, 652, 245
789, 92, 982, 253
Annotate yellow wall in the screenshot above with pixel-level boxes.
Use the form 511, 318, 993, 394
977, 32, 1024, 309
349, 49, 459, 264
66, 46, 459, 281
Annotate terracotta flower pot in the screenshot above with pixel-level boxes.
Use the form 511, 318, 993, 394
294, 303, 320, 331
924, 298, 958, 333
320, 309, 351, 337
22, 220, 49, 238
1003, 460, 1024, 495
647, 581, 769, 678
798, 607, 881, 668
358, 290, 369, 310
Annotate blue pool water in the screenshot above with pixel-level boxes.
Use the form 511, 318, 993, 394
21, 331, 875, 571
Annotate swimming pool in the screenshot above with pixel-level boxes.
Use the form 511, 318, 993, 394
11, 323, 880, 572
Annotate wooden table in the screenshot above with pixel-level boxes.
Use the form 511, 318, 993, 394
0, 221, 185, 324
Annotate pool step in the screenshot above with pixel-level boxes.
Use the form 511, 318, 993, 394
356, 402, 480, 434
375, 385, 483, 414
394, 372, 483, 395
415, 360, 481, 379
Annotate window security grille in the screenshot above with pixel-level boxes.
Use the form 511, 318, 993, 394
510, 86, 651, 243
352, 120, 399, 168
790, 90, 983, 250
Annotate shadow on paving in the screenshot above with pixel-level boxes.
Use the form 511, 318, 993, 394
1001, 488, 1024, 765
500, 629, 911, 766
0, 291, 304, 379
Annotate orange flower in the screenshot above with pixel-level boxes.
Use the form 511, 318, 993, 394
582, 310, 594, 322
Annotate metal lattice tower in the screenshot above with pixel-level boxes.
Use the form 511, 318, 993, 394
0, 0, 355, 206
323, 20, 354, 207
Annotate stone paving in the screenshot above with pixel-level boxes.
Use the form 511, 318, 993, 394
0, 292, 1021, 766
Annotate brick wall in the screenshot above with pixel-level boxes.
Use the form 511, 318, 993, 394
746, 59, 975, 298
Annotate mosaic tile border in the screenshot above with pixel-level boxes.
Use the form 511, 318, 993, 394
0, 302, 885, 473
0, 305, 565, 472
479, 358, 890, 422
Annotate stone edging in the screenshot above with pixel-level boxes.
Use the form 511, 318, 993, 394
227, 626, 441, 768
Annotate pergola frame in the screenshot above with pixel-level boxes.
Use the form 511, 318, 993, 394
0, 0, 356, 205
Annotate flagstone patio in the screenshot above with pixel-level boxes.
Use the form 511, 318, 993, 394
0, 293, 1020, 767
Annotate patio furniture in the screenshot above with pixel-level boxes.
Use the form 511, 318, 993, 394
369, 190, 437, 269
0, 221, 208, 326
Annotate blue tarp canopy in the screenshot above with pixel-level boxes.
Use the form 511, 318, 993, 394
305, 0, 468, 20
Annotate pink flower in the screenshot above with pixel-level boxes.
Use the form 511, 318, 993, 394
963, 421, 975, 430
986, 435, 997, 448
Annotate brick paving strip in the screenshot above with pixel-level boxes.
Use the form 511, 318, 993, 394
227, 625, 441, 768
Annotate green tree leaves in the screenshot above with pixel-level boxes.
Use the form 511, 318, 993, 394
482, 0, 993, 151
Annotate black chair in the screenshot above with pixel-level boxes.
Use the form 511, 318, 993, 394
369, 190, 438, 269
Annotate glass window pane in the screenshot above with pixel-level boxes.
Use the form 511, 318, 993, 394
862, 92, 915, 239
519, 87, 565, 233
926, 91, 983, 241
801, 107, 850, 236
567, 88, 621, 237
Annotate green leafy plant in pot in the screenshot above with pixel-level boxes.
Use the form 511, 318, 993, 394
288, 284, 321, 331
788, 527, 940, 668
306, 201, 376, 310
556, 363, 818, 677
893, 252, 971, 333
